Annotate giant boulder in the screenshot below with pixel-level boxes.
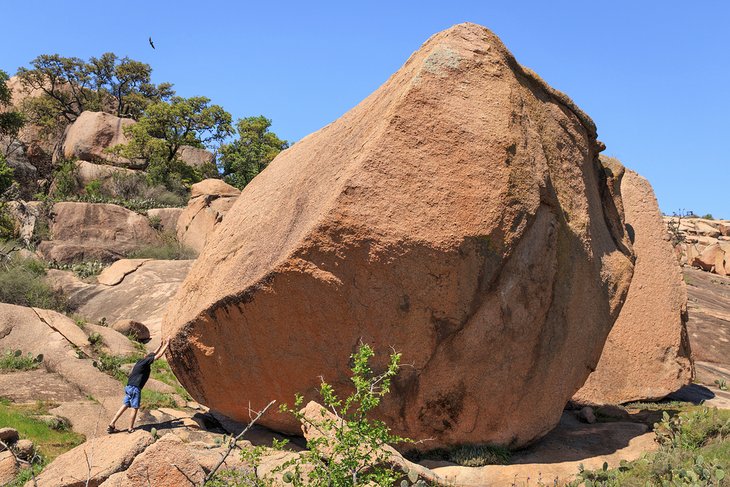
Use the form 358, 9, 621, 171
573, 167, 693, 404
163, 23, 634, 449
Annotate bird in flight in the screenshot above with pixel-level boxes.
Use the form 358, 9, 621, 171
149, 37, 155, 49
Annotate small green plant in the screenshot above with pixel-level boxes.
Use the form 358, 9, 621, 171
47, 260, 106, 279
93, 351, 142, 382
276, 343, 412, 487
88, 331, 103, 346
148, 214, 163, 231
50, 159, 80, 198
715, 379, 728, 391
0, 350, 43, 371
84, 179, 103, 198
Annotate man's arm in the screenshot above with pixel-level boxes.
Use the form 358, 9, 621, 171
154, 337, 170, 360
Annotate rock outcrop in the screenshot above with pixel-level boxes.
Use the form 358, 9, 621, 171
47, 259, 193, 349
31, 430, 154, 487
667, 216, 730, 275
147, 207, 183, 233
164, 23, 634, 449
574, 167, 693, 404
176, 179, 240, 252
37, 202, 160, 263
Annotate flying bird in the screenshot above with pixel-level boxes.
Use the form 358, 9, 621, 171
149, 37, 155, 49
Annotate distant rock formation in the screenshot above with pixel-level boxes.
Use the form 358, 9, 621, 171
669, 216, 730, 275
574, 165, 693, 405
164, 23, 634, 449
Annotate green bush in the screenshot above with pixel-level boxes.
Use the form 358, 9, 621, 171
276, 344, 412, 487
0, 154, 14, 195
0, 255, 67, 311
50, 159, 80, 198
0, 350, 43, 371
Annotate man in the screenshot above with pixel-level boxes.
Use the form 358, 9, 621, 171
107, 337, 170, 433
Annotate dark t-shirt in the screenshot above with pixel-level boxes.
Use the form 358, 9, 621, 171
127, 354, 155, 389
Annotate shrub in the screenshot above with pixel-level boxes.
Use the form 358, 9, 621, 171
0, 254, 67, 311
84, 179, 103, 198
277, 343, 412, 487
128, 232, 197, 260
50, 159, 80, 198
47, 260, 105, 279
0, 350, 43, 371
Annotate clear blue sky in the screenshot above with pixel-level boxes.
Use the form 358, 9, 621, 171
2, 1, 728, 217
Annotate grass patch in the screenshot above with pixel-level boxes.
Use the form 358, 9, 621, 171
128, 232, 197, 260
0, 253, 67, 311
0, 350, 42, 372
151, 359, 191, 402
93, 351, 142, 383
141, 390, 178, 409
0, 399, 84, 461
406, 443, 511, 467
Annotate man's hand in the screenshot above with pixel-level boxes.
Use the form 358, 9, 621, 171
154, 337, 171, 360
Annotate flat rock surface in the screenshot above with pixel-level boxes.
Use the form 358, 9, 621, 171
427, 412, 656, 486
0, 369, 85, 403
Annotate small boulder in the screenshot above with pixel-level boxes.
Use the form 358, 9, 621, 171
0, 428, 19, 444
14, 439, 34, 461
693, 243, 727, 275
111, 319, 150, 341
60, 111, 139, 167
578, 407, 596, 424
177, 146, 214, 168
189, 179, 240, 199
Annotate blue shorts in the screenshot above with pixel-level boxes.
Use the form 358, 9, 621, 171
123, 385, 141, 409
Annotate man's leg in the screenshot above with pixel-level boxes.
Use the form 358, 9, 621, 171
109, 404, 128, 429
128, 407, 138, 432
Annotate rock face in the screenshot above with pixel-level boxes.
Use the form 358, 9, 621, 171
573, 168, 693, 404
667, 216, 730, 274
37, 202, 160, 263
163, 23, 634, 449
60, 111, 138, 167
47, 259, 193, 349
1, 139, 38, 198
176, 179, 240, 252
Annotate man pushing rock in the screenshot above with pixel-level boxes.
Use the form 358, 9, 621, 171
107, 337, 170, 433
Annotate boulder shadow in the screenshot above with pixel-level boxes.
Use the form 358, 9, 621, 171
664, 383, 715, 404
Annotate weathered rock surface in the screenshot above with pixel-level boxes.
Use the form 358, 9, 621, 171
0, 304, 121, 412
683, 267, 730, 387
0, 450, 18, 486
574, 168, 693, 404
164, 23, 633, 448
37, 202, 160, 263
177, 145, 214, 168
176, 179, 240, 252
4, 200, 41, 246
1, 139, 38, 198
30, 430, 153, 487
99, 434, 205, 487
47, 259, 193, 349
59, 111, 139, 168
74, 160, 141, 196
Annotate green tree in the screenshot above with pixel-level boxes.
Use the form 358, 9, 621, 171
219, 116, 289, 189
0, 69, 25, 145
16, 53, 173, 124
109, 96, 233, 190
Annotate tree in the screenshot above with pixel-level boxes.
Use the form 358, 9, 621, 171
219, 116, 289, 189
16, 53, 173, 124
109, 96, 233, 190
0, 69, 25, 146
